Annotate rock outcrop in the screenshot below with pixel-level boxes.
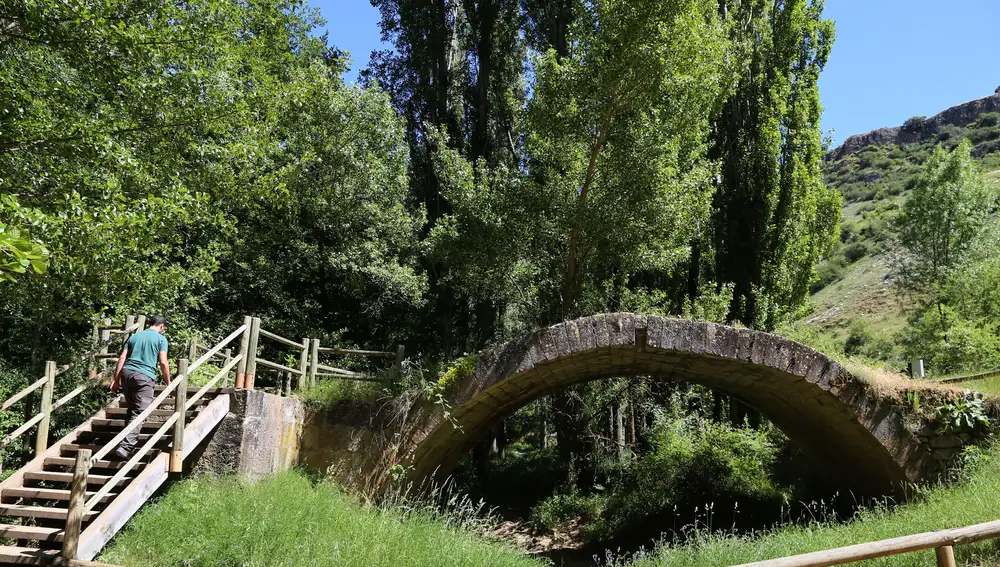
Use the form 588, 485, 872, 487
829, 93, 1000, 159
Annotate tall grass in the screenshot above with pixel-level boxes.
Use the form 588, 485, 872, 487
622, 445, 1000, 567
99, 472, 545, 567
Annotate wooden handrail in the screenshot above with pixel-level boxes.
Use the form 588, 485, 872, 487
259, 328, 306, 350
185, 355, 241, 410
88, 324, 246, 465
315, 363, 362, 378
1, 375, 48, 411
732, 519, 1000, 567
316, 346, 395, 358
1, 317, 145, 456
255, 357, 303, 376
89, 378, 182, 464
83, 412, 179, 513
2, 317, 141, 413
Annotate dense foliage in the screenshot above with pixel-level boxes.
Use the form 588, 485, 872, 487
1, 0, 847, 555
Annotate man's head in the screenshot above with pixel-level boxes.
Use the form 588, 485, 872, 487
148, 315, 167, 332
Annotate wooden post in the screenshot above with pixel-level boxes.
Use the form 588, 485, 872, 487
87, 323, 99, 379
35, 361, 55, 457
61, 448, 91, 560
935, 546, 957, 567
308, 339, 319, 390
245, 317, 261, 390
188, 335, 198, 362
99, 318, 112, 374
169, 359, 188, 474
123, 315, 135, 336
297, 339, 309, 392
282, 372, 292, 397
393, 345, 406, 381
136, 314, 146, 331
223, 348, 233, 386
235, 316, 252, 388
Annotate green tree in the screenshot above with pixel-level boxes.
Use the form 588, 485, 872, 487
706, 0, 841, 330
0, 196, 48, 282
893, 141, 997, 372
893, 141, 994, 331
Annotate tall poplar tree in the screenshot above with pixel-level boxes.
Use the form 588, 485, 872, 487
706, 0, 841, 330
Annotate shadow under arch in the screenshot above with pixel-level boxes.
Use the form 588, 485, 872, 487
400, 314, 938, 497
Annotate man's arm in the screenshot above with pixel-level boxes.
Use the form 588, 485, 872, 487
158, 351, 172, 385
110, 347, 128, 392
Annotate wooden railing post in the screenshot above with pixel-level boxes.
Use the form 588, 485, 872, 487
235, 316, 252, 388
297, 339, 309, 392
87, 322, 100, 379
394, 345, 406, 381
35, 361, 55, 457
188, 335, 198, 362
136, 314, 146, 332
99, 317, 112, 374
169, 359, 188, 474
936, 546, 957, 567
308, 339, 319, 390
245, 317, 261, 390
61, 447, 91, 560
123, 315, 135, 336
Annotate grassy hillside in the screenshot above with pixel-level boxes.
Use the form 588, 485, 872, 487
99, 473, 544, 567
799, 107, 1000, 359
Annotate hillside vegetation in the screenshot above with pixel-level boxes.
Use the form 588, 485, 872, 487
797, 98, 1000, 375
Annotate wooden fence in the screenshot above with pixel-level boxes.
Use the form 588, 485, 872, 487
731, 518, 1000, 566
0, 316, 144, 464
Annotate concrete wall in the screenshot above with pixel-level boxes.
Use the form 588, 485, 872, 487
190, 390, 393, 495
191, 389, 304, 482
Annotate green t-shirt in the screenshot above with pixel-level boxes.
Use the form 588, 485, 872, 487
123, 329, 169, 379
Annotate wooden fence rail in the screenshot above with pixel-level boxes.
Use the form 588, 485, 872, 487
731, 518, 1000, 567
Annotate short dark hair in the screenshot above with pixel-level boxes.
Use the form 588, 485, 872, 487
148, 315, 167, 327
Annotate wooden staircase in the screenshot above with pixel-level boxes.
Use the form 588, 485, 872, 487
0, 387, 231, 564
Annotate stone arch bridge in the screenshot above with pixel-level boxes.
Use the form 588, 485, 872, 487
312, 314, 979, 498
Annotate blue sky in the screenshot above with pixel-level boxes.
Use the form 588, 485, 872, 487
318, 0, 1000, 145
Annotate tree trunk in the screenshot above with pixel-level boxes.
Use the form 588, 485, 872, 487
613, 398, 625, 460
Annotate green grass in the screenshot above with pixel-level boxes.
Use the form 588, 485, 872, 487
624, 445, 1000, 567
99, 472, 545, 567
954, 374, 1000, 396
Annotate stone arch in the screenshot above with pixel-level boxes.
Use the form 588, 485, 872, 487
399, 314, 939, 496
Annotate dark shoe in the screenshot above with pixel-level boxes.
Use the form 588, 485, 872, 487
112, 448, 130, 461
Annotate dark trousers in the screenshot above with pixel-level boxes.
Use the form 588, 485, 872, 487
119, 368, 154, 454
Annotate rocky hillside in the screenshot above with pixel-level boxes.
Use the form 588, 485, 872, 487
829, 91, 1000, 160
803, 90, 1000, 346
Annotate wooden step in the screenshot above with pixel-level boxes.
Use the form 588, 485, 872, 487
153, 386, 227, 395
0, 545, 59, 564
62, 442, 170, 456
4, 487, 114, 504
104, 407, 199, 418
75, 431, 174, 443
92, 419, 178, 431
23, 471, 122, 486
44, 456, 150, 470
0, 503, 98, 521
0, 523, 63, 542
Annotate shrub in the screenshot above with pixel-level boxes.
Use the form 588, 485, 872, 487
811, 260, 847, 293
844, 320, 873, 357
530, 492, 604, 532
903, 116, 927, 131
976, 112, 1000, 128
578, 415, 785, 542
843, 242, 868, 263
